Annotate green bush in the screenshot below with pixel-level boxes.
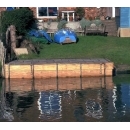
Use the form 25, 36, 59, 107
57, 20, 67, 30
0, 8, 35, 44
92, 19, 102, 26
28, 36, 48, 44
79, 18, 91, 29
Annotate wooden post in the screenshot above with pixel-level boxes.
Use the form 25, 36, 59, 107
6, 25, 17, 61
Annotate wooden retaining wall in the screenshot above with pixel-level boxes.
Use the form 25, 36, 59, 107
4, 59, 114, 79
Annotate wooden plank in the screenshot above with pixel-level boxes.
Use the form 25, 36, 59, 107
34, 70, 57, 78
81, 64, 105, 69
14, 48, 28, 55
34, 64, 57, 70
104, 62, 114, 69
58, 70, 80, 77
9, 65, 32, 71
58, 64, 80, 70
82, 70, 104, 76
4, 60, 114, 78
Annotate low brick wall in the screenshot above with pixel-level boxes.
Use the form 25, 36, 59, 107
37, 21, 81, 30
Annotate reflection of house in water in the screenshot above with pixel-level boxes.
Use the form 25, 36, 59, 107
38, 91, 62, 121
112, 83, 130, 118
121, 84, 130, 108
4, 77, 117, 121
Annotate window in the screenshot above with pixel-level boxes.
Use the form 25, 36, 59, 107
37, 7, 58, 18
6, 7, 16, 11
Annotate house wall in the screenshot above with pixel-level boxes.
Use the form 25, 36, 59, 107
28, 7, 108, 21
0, 7, 6, 14
0, 7, 111, 20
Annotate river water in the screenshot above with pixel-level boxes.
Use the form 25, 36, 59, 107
0, 74, 130, 122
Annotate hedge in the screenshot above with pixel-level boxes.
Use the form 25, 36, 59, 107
0, 8, 35, 44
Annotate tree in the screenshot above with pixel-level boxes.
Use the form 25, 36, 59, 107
75, 7, 85, 21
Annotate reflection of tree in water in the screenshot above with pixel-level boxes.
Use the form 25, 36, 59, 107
0, 87, 14, 121
4, 91, 36, 121
16, 92, 35, 114
73, 91, 86, 122
85, 99, 103, 119
74, 89, 103, 120
62, 90, 73, 103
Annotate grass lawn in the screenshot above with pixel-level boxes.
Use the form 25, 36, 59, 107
18, 36, 130, 67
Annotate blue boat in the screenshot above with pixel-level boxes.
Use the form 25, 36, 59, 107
54, 29, 77, 44
28, 29, 53, 43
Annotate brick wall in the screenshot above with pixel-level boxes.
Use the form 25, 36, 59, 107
0, 7, 6, 14
59, 7, 107, 20
0, 7, 108, 20
29, 7, 37, 18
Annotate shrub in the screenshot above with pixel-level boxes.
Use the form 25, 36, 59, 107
75, 7, 85, 20
79, 18, 91, 29
57, 19, 67, 30
27, 36, 48, 44
0, 8, 35, 44
91, 19, 102, 26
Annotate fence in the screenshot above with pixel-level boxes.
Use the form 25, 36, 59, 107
0, 40, 6, 77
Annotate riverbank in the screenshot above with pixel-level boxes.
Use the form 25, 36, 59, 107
18, 36, 130, 67
116, 64, 130, 74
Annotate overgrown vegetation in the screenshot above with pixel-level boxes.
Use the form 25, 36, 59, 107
26, 35, 48, 44
0, 8, 35, 44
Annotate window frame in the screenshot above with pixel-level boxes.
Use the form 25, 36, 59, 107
36, 7, 58, 18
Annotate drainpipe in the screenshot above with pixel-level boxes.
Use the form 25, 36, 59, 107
112, 7, 115, 18
62, 12, 64, 19
73, 12, 75, 21
67, 12, 69, 22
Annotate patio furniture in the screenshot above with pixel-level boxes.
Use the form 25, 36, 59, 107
84, 20, 106, 36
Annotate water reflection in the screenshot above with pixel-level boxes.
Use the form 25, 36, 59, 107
38, 91, 62, 121
0, 76, 130, 121
85, 99, 103, 119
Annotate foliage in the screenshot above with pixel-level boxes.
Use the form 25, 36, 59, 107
79, 18, 91, 29
27, 36, 48, 44
91, 19, 102, 26
0, 8, 35, 44
57, 20, 67, 30
75, 7, 85, 20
